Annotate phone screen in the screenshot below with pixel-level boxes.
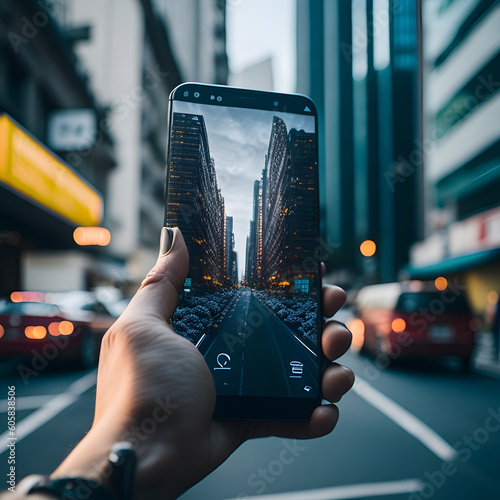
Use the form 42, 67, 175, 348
165, 85, 321, 416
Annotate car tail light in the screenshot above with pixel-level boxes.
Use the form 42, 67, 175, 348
59, 321, 74, 335
25, 326, 47, 339
347, 318, 365, 350
391, 318, 406, 333
469, 318, 480, 331
49, 322, 61, 336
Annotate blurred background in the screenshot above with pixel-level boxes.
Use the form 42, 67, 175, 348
1, 0, 500, 499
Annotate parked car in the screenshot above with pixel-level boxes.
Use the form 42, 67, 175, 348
352, 281, 476, 369
0, 293, 116, 368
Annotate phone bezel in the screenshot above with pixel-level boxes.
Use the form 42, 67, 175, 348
165, 82, 324, 421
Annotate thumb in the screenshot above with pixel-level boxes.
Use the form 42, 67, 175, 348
124, 227, 189, 324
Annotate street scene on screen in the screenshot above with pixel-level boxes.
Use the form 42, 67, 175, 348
167, 102, 320, 397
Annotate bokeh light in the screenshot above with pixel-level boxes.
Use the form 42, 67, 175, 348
434, 276, 448, 291
392, 318, 406, 333
360, 240, 376, 257
347, 318, 365, 350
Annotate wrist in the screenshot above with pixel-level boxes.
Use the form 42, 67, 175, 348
50, 418, 181, 500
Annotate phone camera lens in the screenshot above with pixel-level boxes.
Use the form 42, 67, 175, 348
217, 96, 222, 102
183, 91, 189, 97
194, 92, 200, 98
210, 95, 215, 100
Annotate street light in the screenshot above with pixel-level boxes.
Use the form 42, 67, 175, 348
73, 227, 111, 246
360, 240, 376, 257
434, 276, 447, 291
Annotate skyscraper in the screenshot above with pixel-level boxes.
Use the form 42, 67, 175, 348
167, 112, 233, 287
245, 116, 318, 292
297, 0, 421, 285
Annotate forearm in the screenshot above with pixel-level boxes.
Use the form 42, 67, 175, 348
3, 423, 181, 500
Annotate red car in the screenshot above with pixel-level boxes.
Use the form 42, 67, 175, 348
0, 298, 115, 368
352, 282, 476, 369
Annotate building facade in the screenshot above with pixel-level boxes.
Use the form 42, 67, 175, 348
59, 0, 228, 284
152, 0, 229, 85
167, 112, 235, 288
0, 0, 117, 295
245, 116, 318, 293
409, 0, 500, 319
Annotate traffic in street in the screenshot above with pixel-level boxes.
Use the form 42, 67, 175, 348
1, 348, 499, 499
1, 1, 500, 499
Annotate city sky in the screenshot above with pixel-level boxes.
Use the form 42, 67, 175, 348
226, 0, 296, 93
172, 100, 315, 278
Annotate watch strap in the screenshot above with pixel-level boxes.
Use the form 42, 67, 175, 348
27, 476, 116, 500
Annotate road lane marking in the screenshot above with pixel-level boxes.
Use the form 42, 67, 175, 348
0, 395, 54, 412
0, 370, 97, 454
253, 294, 317, 357
353, 377, 458, 461
195, 334, 207, 348
223, 478, 424, 500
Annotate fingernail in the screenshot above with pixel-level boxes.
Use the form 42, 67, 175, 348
159, 227, 174, 256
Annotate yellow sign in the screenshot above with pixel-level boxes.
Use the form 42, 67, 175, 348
0, 114, 102, 226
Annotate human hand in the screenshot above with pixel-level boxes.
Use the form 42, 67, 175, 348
51, 228, 354, 499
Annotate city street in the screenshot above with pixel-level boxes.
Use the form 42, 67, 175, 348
200, 289, 319, 398
1, 351, 499, 499
1, 0, 499, 498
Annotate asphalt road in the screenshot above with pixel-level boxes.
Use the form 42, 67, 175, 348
201, 289, 319, 398
1, 348, 499, 499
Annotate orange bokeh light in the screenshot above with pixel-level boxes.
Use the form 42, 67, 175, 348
59, 321, 74, 335
32, 326, 47, 339
25, 326, 35, 339
360, 240, 376, 257
49, 322, 61, 336
392, 318, 406, 333
348, 318, 365, 350
73, 227, 111, 246
435, 277, 448, 291
0, 325, 4, 338
10, 292, 23, 303
487, 290, 499, 305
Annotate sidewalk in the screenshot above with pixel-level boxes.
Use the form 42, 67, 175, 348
472, 331, 500, 379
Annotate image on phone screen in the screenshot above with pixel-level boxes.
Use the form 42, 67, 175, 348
166, 90, 320, 402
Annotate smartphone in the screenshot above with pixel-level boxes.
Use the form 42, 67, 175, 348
164, 83, 322, 420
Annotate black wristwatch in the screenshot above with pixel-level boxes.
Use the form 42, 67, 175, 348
17, 442, 136, 500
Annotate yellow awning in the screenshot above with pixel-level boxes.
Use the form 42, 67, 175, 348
0, 114, 102, 226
